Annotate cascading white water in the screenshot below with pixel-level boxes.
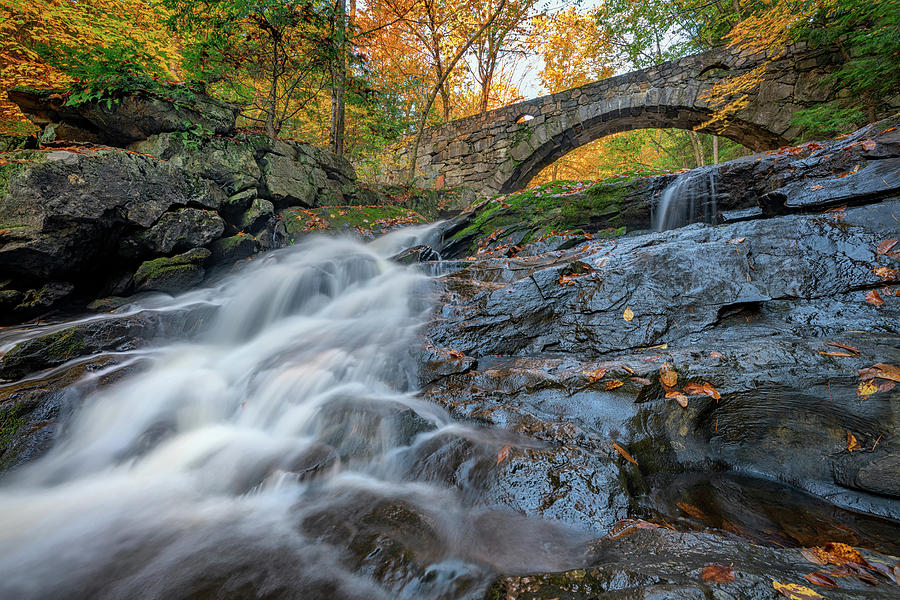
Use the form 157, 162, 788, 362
652, 167, 719, 231
0, 230, 584, 599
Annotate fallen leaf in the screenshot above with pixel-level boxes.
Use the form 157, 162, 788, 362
877, 238, 898, 254
821, 542, 868, 567
847, 432, 862, 452
872, 363, 900, 382
710, 351, 724, 358
801, 549, 827, 565
607, 518, 659, 539
881, 127, 897, 133
865, 290, 884, 306
447, 349, 465, 358
874, 266, 899, 281
701, 563, 736, 583
819, 351, 855, 357
858, 367, 879, 381
860, 139, 876, 151
857, 380, 878, 398
496, 445, 510, 465
772, 580, 823, 599
803, 572, 837, 588
622, 365, 635, 374
666, 391, 689, 407
623, 307, 634, 322
809, 184, 824, 191
877, 381, 896, 393
676, 502, 705, 519
630, 377, 651, 385
824, 342, 859, 355
659, 363, 678, 388
682, 381, 721, 400
605, 379, 624, 390
612, 442, 638, 465
583, 368, 607, 382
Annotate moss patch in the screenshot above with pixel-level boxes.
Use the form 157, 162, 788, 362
0, 402, 26, 460
450, 178, 638, 254
281, 205, 426, 242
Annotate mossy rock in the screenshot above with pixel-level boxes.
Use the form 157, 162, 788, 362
133, 248, 210, 293
446, 178, 651, 256
209, 234, 259, 263
281, 205, 427, 243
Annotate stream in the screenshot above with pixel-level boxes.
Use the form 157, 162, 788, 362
0, 230, 590, 599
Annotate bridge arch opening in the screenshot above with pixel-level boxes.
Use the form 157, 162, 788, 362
496, 106, 785, 193
527, 128, 754, 188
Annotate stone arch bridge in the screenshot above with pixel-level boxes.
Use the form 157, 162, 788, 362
394, 44, 848, 194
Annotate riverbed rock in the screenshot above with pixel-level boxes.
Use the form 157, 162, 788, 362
140, 208, 225, 254
0, 148, 223, 285
133, 248, 211, 294
424, 198, 900, 531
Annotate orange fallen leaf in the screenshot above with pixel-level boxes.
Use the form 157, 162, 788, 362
877, 238, 898, 254
874, 266, 899, 281
701, 563, 736, 583
801, 548, 827, 565
710, 351, 724, 358
865, 290, 884, 306
819, 351, 855, 357
682, 381, 721, 400
666, 391, 688, 407
824, 342, 859, 355
447, 349, 465, 358
659, 363, 678, 388
496, 445, 510, 465
605, 379, 624, 390
623, 307, 634, 322
607, 518, 659, 539
612, 442, 638, 465
583, 368, 607, 382
772, 580, 823, 599
882, 127, 897, 133
821, 542, 868, 567
803, 572, 837, 588
809, 184, 824, 191
676, 502, 705, 519
847, 433, 862, 452
621, 365, 635, 374
860, 139, 876, 151
872, 363, 900, 382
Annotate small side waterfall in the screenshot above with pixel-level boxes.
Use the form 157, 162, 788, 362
652, 167, 719, 231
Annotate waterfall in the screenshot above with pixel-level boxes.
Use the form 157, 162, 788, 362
652, 167, 719, 231
0, 229, 584, 600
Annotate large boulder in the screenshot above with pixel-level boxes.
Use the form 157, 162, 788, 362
133, 248, 211, 294
0, 149, 224, 286
139, 208, 225, 254
8, 87, 239, 145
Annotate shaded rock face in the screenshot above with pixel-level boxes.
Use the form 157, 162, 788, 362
7, 87, 240, 145
0, 149, 223, 288
424, 199, 900, 522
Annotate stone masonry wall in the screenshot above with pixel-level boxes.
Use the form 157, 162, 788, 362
390, 43, 898, 195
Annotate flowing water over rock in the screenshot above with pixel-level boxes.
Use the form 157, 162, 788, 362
652, 167, 719, 231
0, 232, 589, 599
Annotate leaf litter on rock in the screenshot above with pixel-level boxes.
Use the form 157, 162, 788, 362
772, 580, 823, 599
701, 563, 736, 583
611, 442, 638, 465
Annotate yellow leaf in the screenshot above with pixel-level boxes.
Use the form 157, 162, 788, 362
605, 379, 624, 390
771, 580, 823, 600
623, 307, 634, 321
846, 432, 861, 452
856, 380, 877, 398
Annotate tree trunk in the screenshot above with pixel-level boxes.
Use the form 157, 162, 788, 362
266, 36, 279, 138
330, 0, 347, 156
406, 0, 507, 183
688, 130, 704, 167
712, 135, 719, 165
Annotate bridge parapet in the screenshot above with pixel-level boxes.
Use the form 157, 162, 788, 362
389, 43, 861, 194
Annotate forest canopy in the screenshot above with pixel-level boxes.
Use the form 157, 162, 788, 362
1, 0, 897, 181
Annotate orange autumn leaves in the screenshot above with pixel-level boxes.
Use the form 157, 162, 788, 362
659, 362, 720, 409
